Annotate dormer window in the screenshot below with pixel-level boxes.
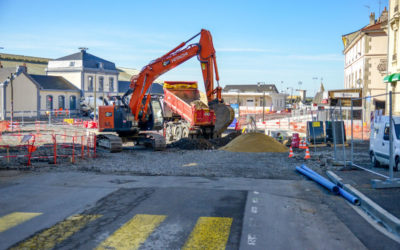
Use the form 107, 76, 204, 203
69, 61, 75, 67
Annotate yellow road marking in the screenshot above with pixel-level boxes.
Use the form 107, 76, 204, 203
96, 214, 166, 250
183, 217, 233, 250
0, 212, 42, 233
11, 214, 101, 250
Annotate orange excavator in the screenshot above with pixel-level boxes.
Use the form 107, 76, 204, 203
97, 29, 234, 151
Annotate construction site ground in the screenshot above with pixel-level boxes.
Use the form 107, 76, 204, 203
2, 126, 400, 248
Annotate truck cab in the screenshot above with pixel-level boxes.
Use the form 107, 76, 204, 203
370, 116, 400, 170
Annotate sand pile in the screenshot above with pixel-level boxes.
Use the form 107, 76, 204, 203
168, 132, 241, 150
220, 132, 288, 153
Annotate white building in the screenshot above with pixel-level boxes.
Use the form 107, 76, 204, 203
342, 9, 388, 115
46, 49, 119, 98
222, 84, 286, 115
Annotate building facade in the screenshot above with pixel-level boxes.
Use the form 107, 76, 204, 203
46, 49, 119, 98
222, 84, 286, 114
0, 66, 80, 119
342, 8, 388, 120
386, 0, 400, 115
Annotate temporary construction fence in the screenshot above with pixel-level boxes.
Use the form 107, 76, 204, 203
257, 107, 370, 140
0, 122, 97, 167
348, 91, 400, 188
0, 109, 96, 130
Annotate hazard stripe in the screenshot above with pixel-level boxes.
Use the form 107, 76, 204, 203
11, 214, 101, 250
96, 214, 166, 250
0, 212, 42, 233
182, 217, 233, 250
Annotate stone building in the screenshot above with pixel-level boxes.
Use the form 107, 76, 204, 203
0, 65, 80, 119
342, 8, 388, 120
386, 0, 400, 115
46, 49, 119, 98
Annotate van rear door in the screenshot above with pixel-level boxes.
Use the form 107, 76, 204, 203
375, 122, 390, 165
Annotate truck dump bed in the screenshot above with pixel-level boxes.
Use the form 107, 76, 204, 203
163, 81, 215, 126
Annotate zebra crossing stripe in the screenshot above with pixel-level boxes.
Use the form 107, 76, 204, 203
10, 214, 101, 250
0, 212, 42, 233
182, 217, 233, 250
96, 214, 166, 250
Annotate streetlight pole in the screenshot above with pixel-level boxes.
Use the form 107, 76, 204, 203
9, 73, 14, 131
258, 82, 266, 122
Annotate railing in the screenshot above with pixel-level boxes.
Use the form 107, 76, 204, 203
0, 123, 96, 167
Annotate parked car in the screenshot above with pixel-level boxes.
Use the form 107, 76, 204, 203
369, 115, 400, 171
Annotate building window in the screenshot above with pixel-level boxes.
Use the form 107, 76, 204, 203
88, 76, 93, 91
69, 61, 75, 67
109, 77, 114, 92
46, 95, 53, 110
58, 95, 65, 109
69, 96, 76, 110
99, 77, 104, 91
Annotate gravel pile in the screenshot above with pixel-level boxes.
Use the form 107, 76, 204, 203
168, 138, 214, 150
169, 131, 241, 150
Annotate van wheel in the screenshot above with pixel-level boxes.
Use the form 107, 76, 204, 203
371, 151, 380, 168
395, 157, 399, 172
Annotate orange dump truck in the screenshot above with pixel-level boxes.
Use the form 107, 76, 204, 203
163, 81, 215, 142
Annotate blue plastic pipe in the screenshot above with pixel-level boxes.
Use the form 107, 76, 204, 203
296, 166, 340, 194
338, 187, 360, 205
299, 164, 360, 205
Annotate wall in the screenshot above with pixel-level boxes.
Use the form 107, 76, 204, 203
83, 72, 118, 97
222, 92, 286, 111
344, 37, 365, 88
47, 71, 82, 90
4, 73, 38, 114
40, 90, 80, 110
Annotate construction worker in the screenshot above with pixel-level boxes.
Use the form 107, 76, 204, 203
276, 132, 284, 143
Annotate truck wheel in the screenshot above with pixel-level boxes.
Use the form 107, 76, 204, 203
182, 127, 189, 138
370, 151, 380, 168
395, 156, 399, 172
165, 125, 173, 143
174, 126, 182, 140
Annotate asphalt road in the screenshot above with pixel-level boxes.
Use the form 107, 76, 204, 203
0, 171, 399, 249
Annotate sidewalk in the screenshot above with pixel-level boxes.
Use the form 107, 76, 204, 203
327, 168, 400, 236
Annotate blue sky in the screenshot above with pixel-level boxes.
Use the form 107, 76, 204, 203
0, 0, 389, 95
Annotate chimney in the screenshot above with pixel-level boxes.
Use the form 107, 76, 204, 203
79, 47, 88, 53
379, 6, 388, 22
370, 12, 375, 25
16, 64, 27, 74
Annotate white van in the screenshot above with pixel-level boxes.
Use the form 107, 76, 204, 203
369, 115, 400, 171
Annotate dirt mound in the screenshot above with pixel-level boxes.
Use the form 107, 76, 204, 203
220, 132, 288, 153
169, 131, 241, 150
169, 138, 214, 150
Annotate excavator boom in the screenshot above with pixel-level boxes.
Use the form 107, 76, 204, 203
128, 29, 233, 136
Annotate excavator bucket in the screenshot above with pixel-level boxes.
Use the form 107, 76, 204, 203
209, 103, 235, 137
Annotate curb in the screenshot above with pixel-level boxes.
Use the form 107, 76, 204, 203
326, 170, 400, 236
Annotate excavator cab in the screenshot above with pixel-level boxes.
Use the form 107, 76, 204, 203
138, 96, 164, 131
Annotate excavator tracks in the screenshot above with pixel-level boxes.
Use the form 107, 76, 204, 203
96, 134, 123, 153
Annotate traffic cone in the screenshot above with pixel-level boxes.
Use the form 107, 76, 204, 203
289, 146, 294, 158
299, 139, 304, 149
304, 147, 311, 159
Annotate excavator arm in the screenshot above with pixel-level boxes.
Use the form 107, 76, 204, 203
128, 29, 233, 135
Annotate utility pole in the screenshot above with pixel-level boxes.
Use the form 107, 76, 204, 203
9, 73, 14, 131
